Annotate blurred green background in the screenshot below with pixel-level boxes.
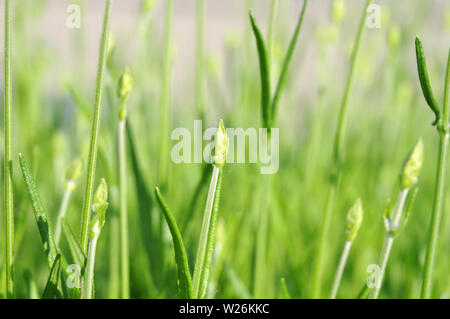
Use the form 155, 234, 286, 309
1, 0, 450, 298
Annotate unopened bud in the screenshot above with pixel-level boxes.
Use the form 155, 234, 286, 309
346, 198, 363, 241
214, 120, 228, 168
400, 138, 423, 189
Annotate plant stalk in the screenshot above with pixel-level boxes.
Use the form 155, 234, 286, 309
118, 118, 130, 298
369, 188, 409, 299
192, 165, 220, 298
330, 240, 352, 299
311, 0, 371, 298
421, 46, 450, 299
80, 0, 113, 252
4, 0, 14, 298
83, 236, 99, 299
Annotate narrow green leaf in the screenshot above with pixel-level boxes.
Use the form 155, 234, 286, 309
42, 254, 62, 299
357, 284, 370, 299
19, 153, 58, 268
198, 169, 223, 299
249, 10, 271, 130
155, 187, 193, 299
281, 278, 292, 299
61, 218, 87, 272
415, 36, 441, 125
271, 0, 308, 123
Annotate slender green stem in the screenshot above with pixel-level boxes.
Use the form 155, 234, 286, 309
330, 240, 352, 299
4, 0, 14, 298
83, 236, 99, 299
192, 165, 220, 298
195, 0, 206, 119
311, 0, 371, 298
369, 189, 409, 299
118, 118, 130, 298
421, 47, 450, 299
80, 0, 113, 252
55, 186, 73, 246
421, 135, 449, 298
159, 0, 174, 186
108, 216, 120, 298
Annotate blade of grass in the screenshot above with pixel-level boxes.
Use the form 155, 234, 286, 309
280, 278, 291, 299
155, 187, 193, 299
61, 218, 87, 271
311, 0, 372, 298
80, 0, 113, 252
4, 0, 14, 298
414, 37, 441, 125
41, 254, 62, 299
271, 0, 308, 122
249, 10, 271, 130
18, 153, 58, 268
198, 169, 223, 299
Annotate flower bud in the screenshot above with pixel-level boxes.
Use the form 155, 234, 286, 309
346, 198, 363, 241
214, 120, 228, 168
400, 138, 424, 189
90, 178, 109, 239
118, 67, 133, 99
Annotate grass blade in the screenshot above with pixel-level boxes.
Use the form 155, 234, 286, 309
198, 169, 223, 299
280, 278, 292, 299
415, 36, 441, 125
80, 0, 113, 252
19, 153, 58, 268
155, 187, 193, 299
249, 10, 271, 130
61, 218, 87, 271
41, 254, 62, 299
271, 0, 308, 122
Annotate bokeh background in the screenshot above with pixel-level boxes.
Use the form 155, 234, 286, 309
1, 0, 450, 298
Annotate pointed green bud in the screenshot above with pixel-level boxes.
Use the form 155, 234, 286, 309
400, 138, 424, 189
346, 198, 363, 241
90, 178, 109, 239
214, 120, 228, 168
118, 67, 133, 99
332, 0, 345, 24
64, 158, 83, 191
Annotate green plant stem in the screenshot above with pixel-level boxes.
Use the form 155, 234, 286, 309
80, 0, 113, 252
253, 172, 273, 298
421, 47, 450, 299
369, 188, 409, 299
4, 0, 14, 299
108, 216, 120, 298
330, 240, 352, 299
55, 185, 74, 246
159, 0, 174, 187
83, 236, 99, 299
311, 0, 371, 299
195, 0, 205, 119
192, 165, 220, 298
118, 118, 130, 298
